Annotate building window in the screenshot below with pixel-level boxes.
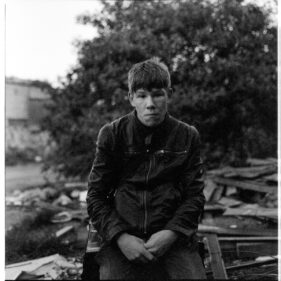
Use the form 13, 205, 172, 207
8, 119, 28, 127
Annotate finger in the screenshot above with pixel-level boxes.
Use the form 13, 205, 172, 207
136, 237, 145, 243
144, 240, 154, 248
147, 247, 156, 254
147, 249, 159, 259
142, 249, 156, 261
140, 256, 149, 263
134, 255, 148, 264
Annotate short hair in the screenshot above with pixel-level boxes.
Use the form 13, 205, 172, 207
128, 57, 171, 94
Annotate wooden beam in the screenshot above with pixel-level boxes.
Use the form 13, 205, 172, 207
198, 224, 278, 236
55, 225, 74, 238
223, 206, 277, 219
223, 166, 276, 179
247, 158, 277, 166
218, 237, 278, 258
212, 177, 276, 193
225, 257, 277, 272
236, 242, 277, 258
206, 257, 277, 275
218, 236, 278, 242
205, 233, 228, 279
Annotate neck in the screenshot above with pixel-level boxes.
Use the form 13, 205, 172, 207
134, 110, 167, 132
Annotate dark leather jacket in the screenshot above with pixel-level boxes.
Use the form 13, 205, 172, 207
87, 110, 205, 245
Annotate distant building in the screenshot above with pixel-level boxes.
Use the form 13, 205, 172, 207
6, 77, 51, 130
5, 77, 52, 156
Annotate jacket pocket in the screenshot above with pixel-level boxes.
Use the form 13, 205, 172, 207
121, 151, 145, 180
122, 151, 143, 165
154, 149, 188, 165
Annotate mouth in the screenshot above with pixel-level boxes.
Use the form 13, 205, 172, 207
145, 113, 158, 117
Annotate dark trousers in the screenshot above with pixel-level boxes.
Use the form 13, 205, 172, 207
83, 240, 206, 280
81, 252, 100, 281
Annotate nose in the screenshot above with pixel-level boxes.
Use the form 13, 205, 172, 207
146, 95, 156, 109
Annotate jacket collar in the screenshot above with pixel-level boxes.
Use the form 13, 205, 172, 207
129, 109, 172, 142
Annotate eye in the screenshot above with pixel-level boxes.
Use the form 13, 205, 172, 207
152, 90, 165, 97
135, 91, 147, 98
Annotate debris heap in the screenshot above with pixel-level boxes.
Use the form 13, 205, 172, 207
200, 157, 278, 280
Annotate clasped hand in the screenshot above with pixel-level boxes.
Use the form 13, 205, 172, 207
117, 230, 178, 263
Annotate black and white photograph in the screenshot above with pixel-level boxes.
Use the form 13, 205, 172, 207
5, 0, 278, 280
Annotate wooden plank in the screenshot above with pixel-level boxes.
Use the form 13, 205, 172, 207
247, 158, 277, 166
204, 204, 226, 212
207, 164, 276, 177
225, 186, 238, 196
218, 237, 278, 258
64, 182, 87, 189
210, 185, 224, 202
218, 236, 278, 242
223, 205, 277, 219
205, 233, 228, 279
203, 213, 215, 225
198, 224, 278, 236
218, 197, 242, 207
225, 257, 277, 272
206, 257, 278, 275
55, 225, 74, 238
203, 179, 218, 201
264, 173, 278, 184
223, 165, 276, 179
212, 177, 276, 193
236, 242, 277, 258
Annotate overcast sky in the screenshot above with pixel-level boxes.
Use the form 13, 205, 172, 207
5, 0, 277, 88
5, 1, 102, 87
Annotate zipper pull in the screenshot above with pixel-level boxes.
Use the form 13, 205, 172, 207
145, 134, 152, 153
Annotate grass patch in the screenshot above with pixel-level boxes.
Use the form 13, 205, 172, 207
5, 208, 80, 264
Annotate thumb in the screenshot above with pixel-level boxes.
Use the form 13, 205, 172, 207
144, 240, 153, 248
142, 248, 156, 261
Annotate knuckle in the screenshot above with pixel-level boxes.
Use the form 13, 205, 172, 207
130, 256, 137, 262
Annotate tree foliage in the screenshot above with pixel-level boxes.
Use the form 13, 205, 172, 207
43, 0, 277, 178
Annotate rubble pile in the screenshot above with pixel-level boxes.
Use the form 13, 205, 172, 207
5, 158, 278, 280
200, 157, 278, 279
5, 254, 83, 280
6, 182, 88, 280
203, 157, 277, 224
6, 183, 87, 209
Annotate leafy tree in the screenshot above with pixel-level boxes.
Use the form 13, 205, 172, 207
43, 0, 277, 178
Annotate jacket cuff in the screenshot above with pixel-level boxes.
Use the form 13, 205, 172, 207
164, 224, 197, 241
107, 225, 130, 242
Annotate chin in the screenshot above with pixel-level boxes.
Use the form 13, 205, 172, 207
145, 121, 159, 127
142, 117, 162, 127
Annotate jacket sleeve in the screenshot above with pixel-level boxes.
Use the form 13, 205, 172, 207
165, 126, 205, 240
86, 124, 130, 243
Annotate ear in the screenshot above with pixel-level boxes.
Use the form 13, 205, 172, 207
167, 87, 173, 98
128, 92, 135, 107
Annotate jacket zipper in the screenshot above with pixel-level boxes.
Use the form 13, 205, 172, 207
144, 151, 152, 234
154, 149, 188, 155
143, 190, 147, 234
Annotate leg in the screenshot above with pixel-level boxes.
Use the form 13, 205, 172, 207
81, 252, 100, 281
95, 243, 163, 280
163, 241, 207, 280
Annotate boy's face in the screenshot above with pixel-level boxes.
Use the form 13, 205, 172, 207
129, 88, 170, 127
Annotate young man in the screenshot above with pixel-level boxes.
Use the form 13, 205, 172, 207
87, 58, 206, 280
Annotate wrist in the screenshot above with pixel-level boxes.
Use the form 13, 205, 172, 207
116, 232, 130, 245
166, 230, 178, 242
